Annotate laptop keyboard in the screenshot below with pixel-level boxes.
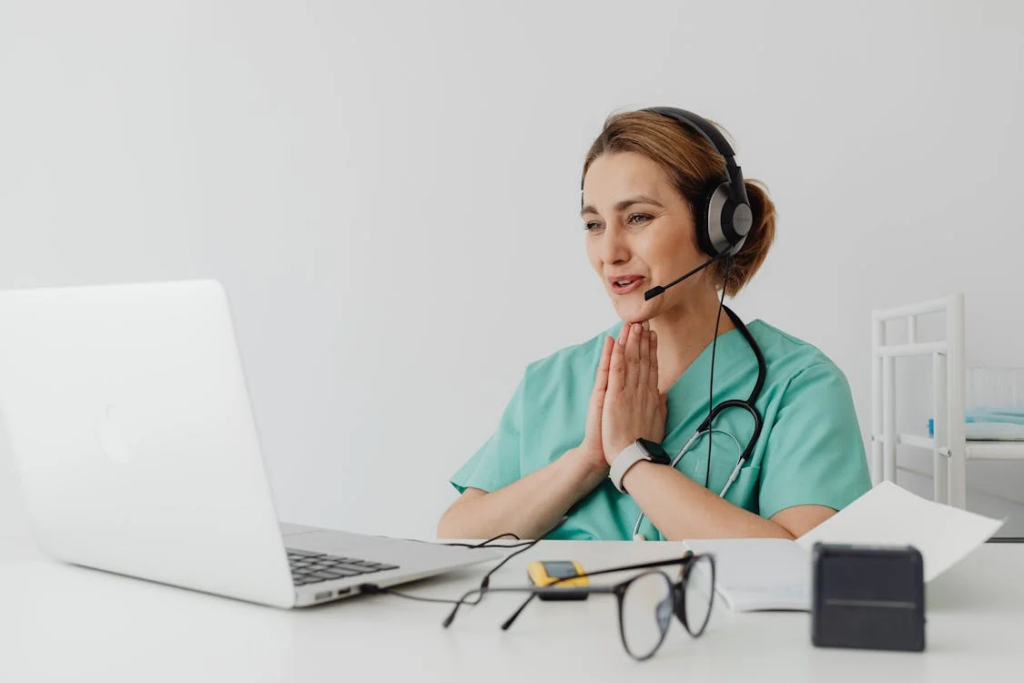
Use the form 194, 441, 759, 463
286, 548, 400, 586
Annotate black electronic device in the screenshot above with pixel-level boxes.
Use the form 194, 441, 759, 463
811, 542, 925, 652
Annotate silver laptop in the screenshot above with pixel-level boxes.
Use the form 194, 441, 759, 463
0, 279, 499, 608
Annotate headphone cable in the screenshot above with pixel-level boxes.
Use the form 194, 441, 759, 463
704, 255, 733, 489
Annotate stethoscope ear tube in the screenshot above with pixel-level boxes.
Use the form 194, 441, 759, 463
706, 399, 763, 470
719, 459, 743, 499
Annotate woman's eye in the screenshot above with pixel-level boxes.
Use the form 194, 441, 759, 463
584, 221, 602, 232
628, 213, 652, 225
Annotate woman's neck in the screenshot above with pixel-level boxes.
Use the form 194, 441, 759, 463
647, 290, 735, 392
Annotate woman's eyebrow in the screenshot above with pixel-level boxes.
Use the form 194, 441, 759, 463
580, 195, 664, 217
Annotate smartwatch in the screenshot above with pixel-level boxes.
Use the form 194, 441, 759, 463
609, 438, 671, 494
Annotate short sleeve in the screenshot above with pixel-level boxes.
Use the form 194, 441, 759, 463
758, 363, 871, 519
449, 373, 526, 494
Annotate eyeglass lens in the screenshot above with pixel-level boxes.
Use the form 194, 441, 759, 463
683, 554, 715, 637
620, 571, 674, 660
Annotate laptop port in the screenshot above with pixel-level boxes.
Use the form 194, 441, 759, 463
336, 587, 352, 596
314, 591, 333, 600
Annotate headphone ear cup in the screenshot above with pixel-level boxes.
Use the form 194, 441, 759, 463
706, 183, 749, 257
695, 183, 728, 258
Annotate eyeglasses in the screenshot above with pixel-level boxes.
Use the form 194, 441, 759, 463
442, 552, 716, 661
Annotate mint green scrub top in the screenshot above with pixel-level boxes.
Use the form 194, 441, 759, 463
450, 319, 872, 541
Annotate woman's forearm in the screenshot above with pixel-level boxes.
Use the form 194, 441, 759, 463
437, 448, 608, 540
622, 461, 794, 541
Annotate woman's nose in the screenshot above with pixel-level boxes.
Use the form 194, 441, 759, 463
599, 224, 631, 265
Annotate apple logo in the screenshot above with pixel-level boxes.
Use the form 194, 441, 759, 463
98, 403, 132, 464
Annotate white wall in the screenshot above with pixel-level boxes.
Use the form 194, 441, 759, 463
1, 0, 1022, 540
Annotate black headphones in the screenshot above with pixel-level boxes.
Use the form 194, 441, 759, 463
641, 107, 754, 259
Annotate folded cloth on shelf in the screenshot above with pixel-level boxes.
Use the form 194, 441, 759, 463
965, 423, 1024, 440
929, 409, 1024, 440
966, 409, 1024, 425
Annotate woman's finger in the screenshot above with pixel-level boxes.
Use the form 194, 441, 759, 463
593, 336, 613, 395
608, 326, 626, 393
649, 330, 660, 393
585, 337, 614, 442
637, 326, 649, 393
625, 323, 641, 389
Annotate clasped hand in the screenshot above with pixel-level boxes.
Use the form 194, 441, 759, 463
579, 321, 667, 471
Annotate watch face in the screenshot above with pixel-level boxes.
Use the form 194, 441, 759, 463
638, 438, 671, 465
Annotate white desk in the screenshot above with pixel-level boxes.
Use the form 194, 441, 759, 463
1, 531, 1022, 682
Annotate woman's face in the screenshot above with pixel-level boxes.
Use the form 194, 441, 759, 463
582, 151, 710, 324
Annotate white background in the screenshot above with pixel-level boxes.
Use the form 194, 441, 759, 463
1, 0, 1022, 540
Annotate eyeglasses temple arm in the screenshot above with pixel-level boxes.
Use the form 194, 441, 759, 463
553, 554, 694, 584
500, 585, 617, 630
500, 592, 538, 630
445, 554, 696, 628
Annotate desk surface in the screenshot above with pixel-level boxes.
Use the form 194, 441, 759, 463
1, 531, 1022, 683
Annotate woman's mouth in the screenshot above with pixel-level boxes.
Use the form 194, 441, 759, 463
609, 276, 646, 295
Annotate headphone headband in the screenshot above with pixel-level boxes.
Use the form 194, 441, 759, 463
641, 106, 749, 208
641, 106, 754, 257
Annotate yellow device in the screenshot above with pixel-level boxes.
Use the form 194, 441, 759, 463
527, 560, 589, 601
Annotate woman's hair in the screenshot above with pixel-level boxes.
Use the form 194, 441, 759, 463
581, 110, 776, 297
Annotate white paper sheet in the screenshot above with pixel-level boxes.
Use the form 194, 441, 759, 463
795, 481, 1005, 582
682, 482, 1005, 612
683, 538, 811, 611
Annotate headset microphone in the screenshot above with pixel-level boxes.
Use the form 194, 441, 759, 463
643, 252, 729, 301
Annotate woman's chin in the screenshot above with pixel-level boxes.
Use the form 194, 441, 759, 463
613, 300, 653, 324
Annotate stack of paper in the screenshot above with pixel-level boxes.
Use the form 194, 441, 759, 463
683, 482, 1004, 612
682, 538, 811, 611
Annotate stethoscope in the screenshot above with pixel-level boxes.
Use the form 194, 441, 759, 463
632, 306, 766, 541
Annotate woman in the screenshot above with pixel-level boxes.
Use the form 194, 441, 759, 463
438, 107, 871, 542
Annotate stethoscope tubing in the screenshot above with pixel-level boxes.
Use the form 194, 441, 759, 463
631, 307, 765, 541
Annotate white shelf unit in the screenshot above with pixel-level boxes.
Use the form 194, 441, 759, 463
871, 293, 1024, 509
